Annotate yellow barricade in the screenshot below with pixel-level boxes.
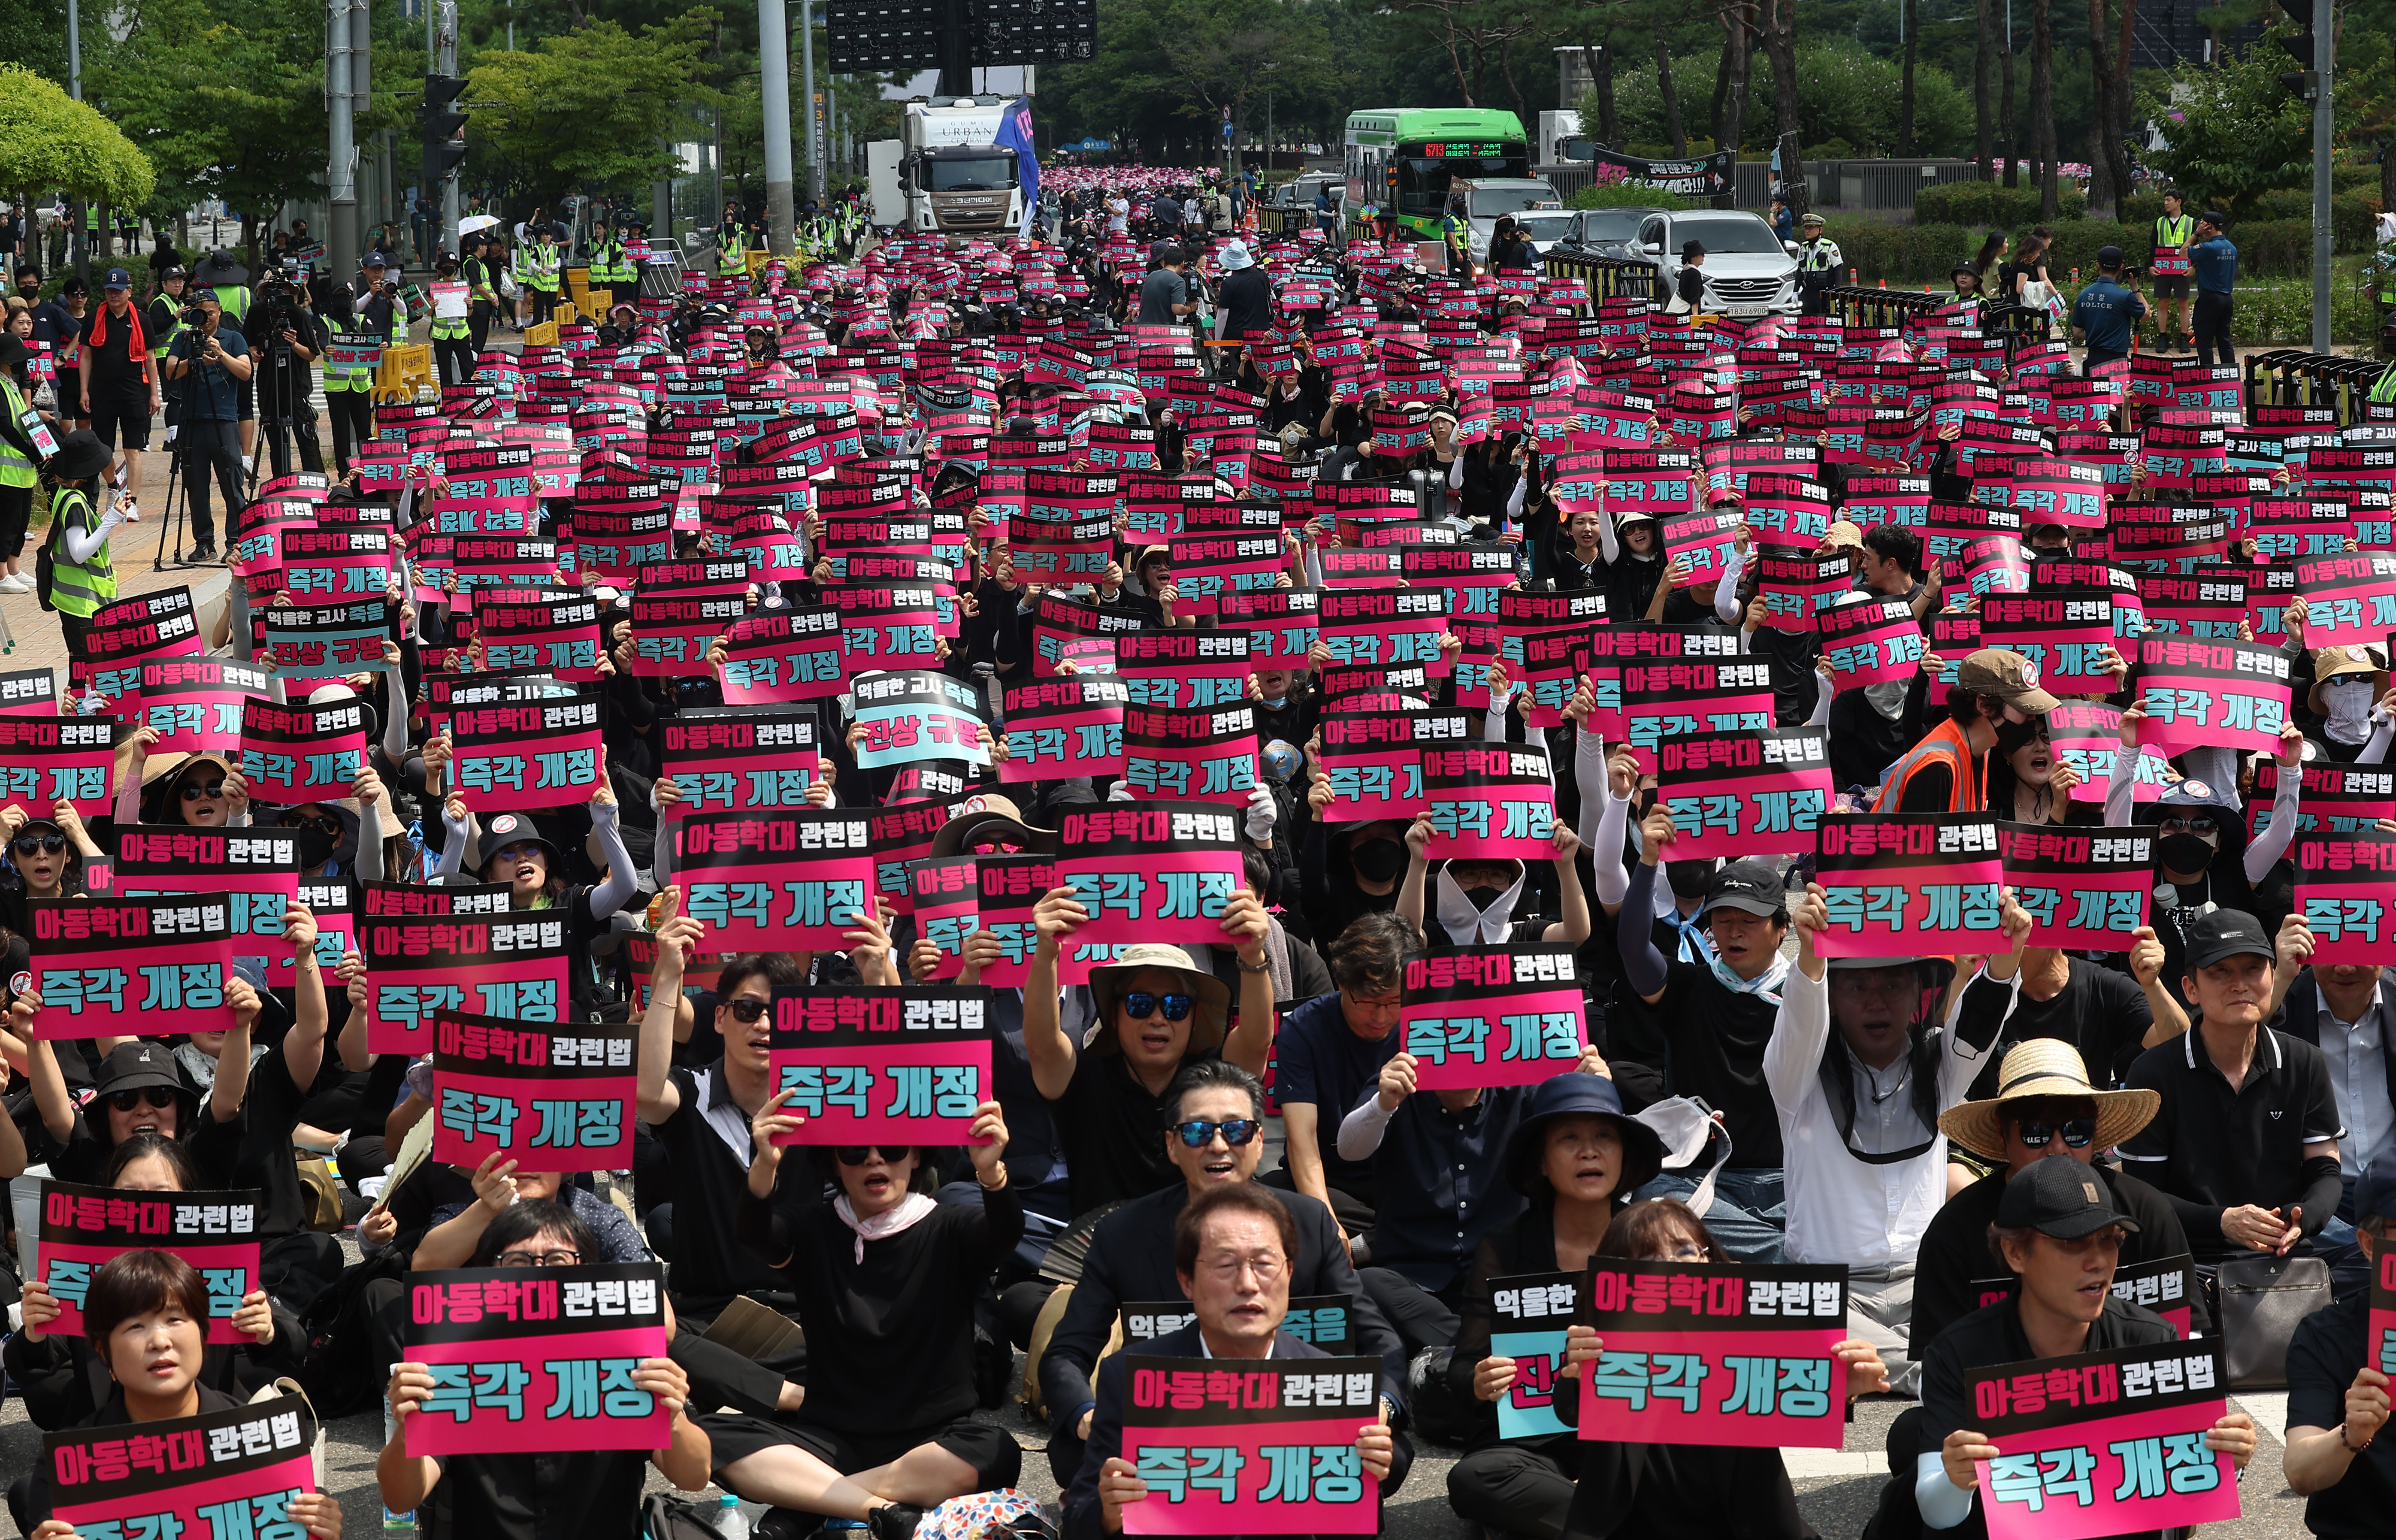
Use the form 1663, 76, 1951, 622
370, 342, 434, 404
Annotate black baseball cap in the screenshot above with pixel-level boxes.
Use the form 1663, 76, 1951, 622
1996, 1153, 2142, 1240
2096, 245, 2125, 268
2184, 909, 2276, 971
1700, 858, 1786, 919
95, 1041, 193, 1098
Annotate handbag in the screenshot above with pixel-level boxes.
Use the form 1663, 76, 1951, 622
2215, 1251, 2331, 1390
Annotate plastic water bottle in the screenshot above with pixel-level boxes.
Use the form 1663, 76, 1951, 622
714, 1493, 748, 1540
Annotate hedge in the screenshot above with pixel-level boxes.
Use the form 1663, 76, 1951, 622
1824, 216, 2373, 285
1911, 183, 2088, 229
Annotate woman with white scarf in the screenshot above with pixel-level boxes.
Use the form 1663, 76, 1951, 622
709, 1091, 1024, 1538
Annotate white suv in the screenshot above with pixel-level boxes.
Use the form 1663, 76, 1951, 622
1632, 209, 1802, 317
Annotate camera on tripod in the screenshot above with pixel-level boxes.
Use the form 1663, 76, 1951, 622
252, 264, 308, 356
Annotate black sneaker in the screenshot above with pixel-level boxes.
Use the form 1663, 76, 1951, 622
189, 543, 218, 563
866, 1505, 924, 1540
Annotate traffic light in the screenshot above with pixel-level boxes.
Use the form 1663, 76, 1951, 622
2277, 0, 2319, 102
419, 72, 468, 184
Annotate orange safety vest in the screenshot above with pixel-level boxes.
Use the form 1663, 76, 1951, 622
1871, 717, 1986, 813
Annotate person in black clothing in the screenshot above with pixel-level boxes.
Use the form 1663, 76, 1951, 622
2119, 907, 2344, 1270
14, 1249, 343, 1540
2282, 1159, 2396, 1533
1035, 1060, 1406, 1488
379, 1202, 710, 1540
5, 1134, 300, 1432
1551, 506, 1608, 592
22, 1012, 253, 1188
1944, 910, 2184, 1102
1444, 1073, 1668, 1536
1673, 241, 1708, 313
713, 1088, 1021, 1535
1215, 240, 1271, 346
1598, 509, 1708, 627
1910, 1158, 2255, 1539
1611, 848, 1792, 1261
1064, 1183, 1402, 1540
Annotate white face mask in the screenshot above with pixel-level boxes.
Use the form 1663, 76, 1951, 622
2321, 674, 2376, 746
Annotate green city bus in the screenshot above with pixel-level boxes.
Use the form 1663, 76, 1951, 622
1342, 108, 1533, 239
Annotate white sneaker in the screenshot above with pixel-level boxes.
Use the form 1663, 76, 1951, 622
0, 574, 31, 594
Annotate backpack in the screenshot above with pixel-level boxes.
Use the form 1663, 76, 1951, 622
294, 1242, 409, 1418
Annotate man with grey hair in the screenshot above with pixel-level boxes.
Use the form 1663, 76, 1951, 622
1030, 1058, 1405, 1490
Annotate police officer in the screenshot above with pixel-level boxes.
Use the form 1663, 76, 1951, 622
1795, 211, 1842, 316
527, 223, 563, 325
2148, 188, 2196, 353
2067, 244, 2147, 372
427, 249, 473, 387
1441, 201, 1470, 277
716, 217, 748, 280
462, 232, 502, 353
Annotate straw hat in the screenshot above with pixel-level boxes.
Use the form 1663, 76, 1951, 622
1937, 1039, 2159, 1163
1087, 943, 1232, 1056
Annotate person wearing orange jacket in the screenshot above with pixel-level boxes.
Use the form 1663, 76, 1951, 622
1873, 649, 2062, 814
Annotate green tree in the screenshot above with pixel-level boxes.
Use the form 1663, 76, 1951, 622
2137, 16, 2312, 217
0, 63, 155, 209
461, 11, 720, 208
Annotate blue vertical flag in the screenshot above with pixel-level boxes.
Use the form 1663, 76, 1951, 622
996, 96, 1040, 238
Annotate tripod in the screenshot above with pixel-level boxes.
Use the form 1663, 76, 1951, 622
149, 420, 202, 572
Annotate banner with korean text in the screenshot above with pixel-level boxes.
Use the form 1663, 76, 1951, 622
766, 986, 994, 1144
1489, 1271, 1581, 1439
361, 885, 568, 1054
1577, 1259, 1850, 1448
1053, 803, 1247, 952
46, 1393, 317, 1540
401, 1263, 671, 1455
1654, 729, 1832, 862
1965, 1339, 2237, 1540
1118, 1354, 1387, 1535
30, 895, 236, 1038
431, 1010, 638, 1173
1997, 825, 2152, 952
671, 810, 876, 954
2295, 831, 2396, 963
1396, 945, 1583, 1091
32, 1181, 263, 1344
2132, 638, 2293, 757
1811, 814, 2004, 960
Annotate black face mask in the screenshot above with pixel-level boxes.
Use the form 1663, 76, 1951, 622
1666, 860, 1715, 900
2157, 831, 2217, 873
1992, 717, 2044, 757
294, 821, 340, 868
1460, 884, 1509, 914
1351, 839, 1408, 882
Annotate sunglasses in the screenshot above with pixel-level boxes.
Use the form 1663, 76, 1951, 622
2158, 815, 2217, 836
180, 781, 228, 801
724, 997, 770, 1024
11, 833, 64, 856
1173, 1118, 1263, 1148
2016, 1116, 2097, 1149
107, 1087, 179, 1113
491, 842, 546, 865
1121, 992, 1193, 1022
833, 1146, 908, 1165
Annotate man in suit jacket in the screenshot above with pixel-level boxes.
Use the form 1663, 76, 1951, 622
1037, 1060, 1405, 1487
2268, 940, 2396, 1297
1064, 1183, 1406, 1540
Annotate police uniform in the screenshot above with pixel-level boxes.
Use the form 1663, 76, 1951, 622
1795, 226, 1843, 315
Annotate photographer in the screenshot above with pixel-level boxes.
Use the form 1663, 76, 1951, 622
250, 269, 325, 477
161, 289, 249, 562
75, 268, 161, 506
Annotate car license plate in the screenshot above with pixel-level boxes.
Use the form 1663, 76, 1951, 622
1726, 304, 1769, 318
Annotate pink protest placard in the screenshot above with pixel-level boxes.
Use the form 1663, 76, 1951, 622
1053, 803, 1249, 952
2252, 759, 2396, 841
631, 583, 748, 677
967, 854, 1065, 988
1397, 945, 1584, 1091
1757, 552, 1855, 633
431, 1010, 638, 1173
1967, 1339, 2237, 1540
1000, 676, 1129, 783
238, 695, 367, 807
717, 606, 849, 703
2370, 1249, 2396, 1403
0, 715, 116, 819
29, 895, 237, 1039
1616, 655, 1775, 773
1654, 728, 1833, 862
34, 1180, 264, 1345
671, 809, 876, 953
402, 1263, 672, 1456
1115, 628, 1254, 713
2046, 702, 2171, 807
2295, 831, 2396, 962
1500, 589, 1607, 728
473, 593, 607, 680
1978, 590, 2119, 691
1316, 710, 1472, 824
906, 860, 980, 981
2132, 637, 2294, 757
1657, 507, 1746, 586
1421, 743, 1557, 861
1816, 596, 1928, 689
75, 588, 204, 700
1317, 588, 1449, 676
1811, 814, 2005, 961
659, 705, 820, 819
1118, 1354, 1387, 1535
2297, 551, 2396, 649
1577, 1258, 1850, 1449
361, 894, 570, 1055
133, 659, 273, 755
111, 826, 305, 981
448, 683, 604, 813
1124, 700, 1258, 804
764, 986, 994, 1143
47, 1393, 318, 1538
0, 666, 59, 716
1997, 824, 2153, 953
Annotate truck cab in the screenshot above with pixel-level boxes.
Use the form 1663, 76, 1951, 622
897, 97, 1025, 237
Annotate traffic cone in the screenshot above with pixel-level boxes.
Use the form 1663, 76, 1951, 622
1877, 277, 1886, 289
